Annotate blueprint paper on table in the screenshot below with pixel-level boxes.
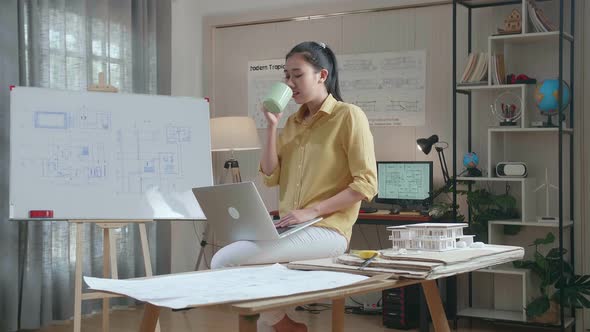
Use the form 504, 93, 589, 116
84, 264, 368, 309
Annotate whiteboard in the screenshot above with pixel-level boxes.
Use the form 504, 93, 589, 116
9, 87, 212, 220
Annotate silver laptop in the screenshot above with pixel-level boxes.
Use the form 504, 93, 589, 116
192, 182, 323, 242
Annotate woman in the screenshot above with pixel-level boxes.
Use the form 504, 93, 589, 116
211, 41, 377, 332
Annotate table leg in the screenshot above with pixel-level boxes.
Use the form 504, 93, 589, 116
103, 228, 111, 332
238, 314, 259, 332
332, 298, 345, 332
139, 303, 161, 332
421, 280, 450, 332
73, 223, 83, 332
139, 223, 161, 332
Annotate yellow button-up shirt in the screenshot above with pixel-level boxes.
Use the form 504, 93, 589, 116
261, 94, 378, 241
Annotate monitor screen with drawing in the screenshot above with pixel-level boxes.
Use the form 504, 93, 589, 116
375, 161, 433, 210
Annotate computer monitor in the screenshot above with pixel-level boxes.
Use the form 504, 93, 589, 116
375, 161, 433, 209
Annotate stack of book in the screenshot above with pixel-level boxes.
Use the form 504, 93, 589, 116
490, 54, 506, 85
527, 0, 556, 32
459, 53, 488, 85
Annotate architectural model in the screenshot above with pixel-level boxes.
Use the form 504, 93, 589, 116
387, 223, 475, 251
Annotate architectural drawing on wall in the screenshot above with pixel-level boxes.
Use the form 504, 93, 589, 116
381, 55, 422, 71
339, 50, 426, 126
340, 58, 377, 72
386, 100, 419, 113
247, 50, 426, 128
351, 100, 377, 113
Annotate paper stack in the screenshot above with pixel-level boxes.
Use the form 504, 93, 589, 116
527, 0, 556, 32
459, 53, 488, 85
490, 54, 506, 85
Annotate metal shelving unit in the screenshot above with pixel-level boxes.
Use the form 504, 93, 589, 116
452, 0, 575, 330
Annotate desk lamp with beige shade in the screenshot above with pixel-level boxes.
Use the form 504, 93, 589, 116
195, 116, 261, 270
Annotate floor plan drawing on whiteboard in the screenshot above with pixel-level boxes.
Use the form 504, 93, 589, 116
28, 109, 192, 195
10, 86, 212, 220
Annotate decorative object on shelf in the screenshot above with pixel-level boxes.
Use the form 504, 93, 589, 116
506, 73, 537, 84
496, 162, 527, 178
491, 91, 522, 126
534, 79, 571, 127
527, 0, 556, 32
534, 168, 558, 223
462, 152, 482, 177
513, 232, 590, 324
497, 9, 522, 34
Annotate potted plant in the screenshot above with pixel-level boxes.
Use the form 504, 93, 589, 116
428, 184, 519, 242
513, 232, 590, 324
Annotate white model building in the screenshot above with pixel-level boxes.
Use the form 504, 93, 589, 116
387, 223, 475, 251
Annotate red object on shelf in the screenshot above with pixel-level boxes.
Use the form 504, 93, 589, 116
29, 210, 54, 218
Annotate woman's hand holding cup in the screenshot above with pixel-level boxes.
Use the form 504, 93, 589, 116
261, 82, 292, 128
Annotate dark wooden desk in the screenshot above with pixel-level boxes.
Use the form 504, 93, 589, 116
269, 209, 432, 226
356, 209, 432, 226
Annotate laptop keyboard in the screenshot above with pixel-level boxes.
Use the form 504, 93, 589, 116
276, 226, 291, 234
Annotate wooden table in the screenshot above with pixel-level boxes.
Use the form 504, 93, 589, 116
137, 277, 450, 332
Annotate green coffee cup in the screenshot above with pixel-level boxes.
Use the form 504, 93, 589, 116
263, 82, 293, 113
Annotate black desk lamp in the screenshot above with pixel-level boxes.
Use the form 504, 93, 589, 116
417, 135, 451, 199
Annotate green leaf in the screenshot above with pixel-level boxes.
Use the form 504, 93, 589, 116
546, 248, 567, 260
534, 232, 555, 246
513, 260, 535, 269
503, 225, 522, 235
553, 275, 590, 308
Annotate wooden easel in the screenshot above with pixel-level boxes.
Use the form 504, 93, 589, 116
71, 75, 160, 332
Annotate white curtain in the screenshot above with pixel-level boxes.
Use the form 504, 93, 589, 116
9, 0, 167, 330
20, 0, 157, 93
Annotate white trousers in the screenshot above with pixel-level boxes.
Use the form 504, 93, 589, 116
210, 226, 348, 328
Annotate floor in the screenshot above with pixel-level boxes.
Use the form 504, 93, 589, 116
34, 305, 543, 332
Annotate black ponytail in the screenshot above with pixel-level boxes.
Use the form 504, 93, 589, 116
286, 41, 343, 102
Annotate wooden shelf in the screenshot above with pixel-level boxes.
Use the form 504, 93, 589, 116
456, 83, 526, 92
490, 31, 574, 43
489, 219, 574, 227
458, 308, 575, 327
456, 176, 528, 182
489, 127, 573, 134
457, 0, 523, 8
474, 265, 527, 276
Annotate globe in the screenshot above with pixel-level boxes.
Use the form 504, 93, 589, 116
463, 152, 479, 169
534, 79, 571, 117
